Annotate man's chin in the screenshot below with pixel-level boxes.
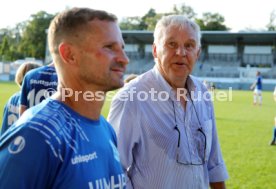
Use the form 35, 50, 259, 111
107, 80, 124, 91
172, 72, 190, 80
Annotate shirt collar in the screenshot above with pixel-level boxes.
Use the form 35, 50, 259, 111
152, 65, 174, 100
152, 65, 197, 101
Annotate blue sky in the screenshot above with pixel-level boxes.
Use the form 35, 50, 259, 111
0, 0, 275, 31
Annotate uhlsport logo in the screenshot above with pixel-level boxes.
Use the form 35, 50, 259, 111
8, 136, 25, 154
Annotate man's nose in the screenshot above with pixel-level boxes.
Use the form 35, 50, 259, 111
117, 50, 129, 66
176, 46, 187, 56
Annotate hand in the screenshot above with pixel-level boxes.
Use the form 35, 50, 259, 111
250, 84, 255, 90
210, 181, 226, 189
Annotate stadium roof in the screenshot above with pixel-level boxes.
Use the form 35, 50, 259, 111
122, 31, 153, 44
122, 30, 276, 45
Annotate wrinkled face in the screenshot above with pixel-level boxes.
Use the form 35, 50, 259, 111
76, 20, 129, 91
153, 25, 200, 89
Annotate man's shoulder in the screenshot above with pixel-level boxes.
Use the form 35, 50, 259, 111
22, 66, 58, 91
1, 100, 69, 143
0, 101, 69, 165
122, 70, 154, 91
99, 116, 116, 134
24, 66, 44, 77
8, 91, 21, 104
25, 65, 57, 79
39, 65, 56, 74
189, 75, 206, 89
99, 115, 111, 125
18, 99, 60, 123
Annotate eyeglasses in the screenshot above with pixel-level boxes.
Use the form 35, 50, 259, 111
172, 83, 207, 165
174, 122, 207, 165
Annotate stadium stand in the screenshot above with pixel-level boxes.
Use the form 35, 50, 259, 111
120, 31, 276, 90
38, 30, 276, 90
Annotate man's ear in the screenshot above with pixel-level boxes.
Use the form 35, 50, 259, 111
196, 48, 201, 59
59, 42, 77, 65
152, 43, 158, 59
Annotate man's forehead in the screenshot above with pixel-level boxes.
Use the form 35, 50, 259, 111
87, 20, 121, 35
83, 23, 124, 46
163, 34, 197, 43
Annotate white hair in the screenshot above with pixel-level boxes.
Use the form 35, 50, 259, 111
153, 15, 201, 47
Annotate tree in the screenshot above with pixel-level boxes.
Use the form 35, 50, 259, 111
266, 10, 276, 31
120, 8, 161, 31
143, 13, 163, 31
18, 11, 54, 60
141, 8, 157, 30
120, 17, 143, 30
119, 5, 230, 31
196, 12, 229, 31
171, 3, 196, 19
0, 36, 12, 61
0, 22, 29, 61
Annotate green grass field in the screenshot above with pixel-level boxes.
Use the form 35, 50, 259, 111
0, 82, 276, 188
0, 82, 20, 122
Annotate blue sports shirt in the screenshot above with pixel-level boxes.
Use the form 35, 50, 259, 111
256, 75, 262, 90
0, 98, 126, 189
20, 65, 58, 108
1, 91, 21, 136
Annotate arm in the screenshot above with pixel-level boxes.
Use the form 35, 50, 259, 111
19, 74, 30, 116
250, 82, 256, 90
206, 98, 229, 185
0, 126, 55, 189
108, 92, 140, 189
1, 103, 9, 136
19, 105, 27, 116
210, 181, 226, 189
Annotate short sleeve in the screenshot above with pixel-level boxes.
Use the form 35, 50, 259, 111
0, 126, 58, 189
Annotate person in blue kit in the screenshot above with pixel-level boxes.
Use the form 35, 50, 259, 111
108, 15, 228, 189
19, 61, 58, 115
0, 7, 129, 189
250, 71, 262, 106
1, 62, 41, 136
269, 116, 276, 145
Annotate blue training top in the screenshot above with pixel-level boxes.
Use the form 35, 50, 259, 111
256, 75, 262, 90
0, 98, 126, 189
20, 65, 58, 108
1, 91, 21, 136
